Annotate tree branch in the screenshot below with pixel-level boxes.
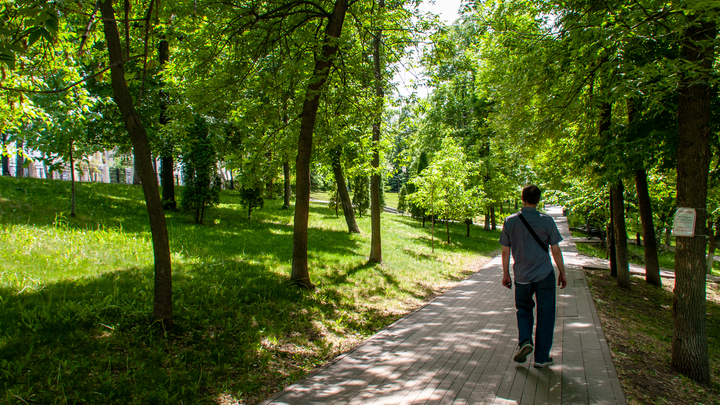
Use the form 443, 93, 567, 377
0, 54, 145, 94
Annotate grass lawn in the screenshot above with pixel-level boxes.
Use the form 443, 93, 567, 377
0, 176, 501, 405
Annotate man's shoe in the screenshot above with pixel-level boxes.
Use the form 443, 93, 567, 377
513, 341, 534, 363
533, 358, 554, 368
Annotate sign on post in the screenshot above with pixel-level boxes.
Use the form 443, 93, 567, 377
673, 208, 697, 237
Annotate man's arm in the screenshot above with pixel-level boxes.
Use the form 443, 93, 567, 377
550, 244, 567, 289
501, 246, 512, 289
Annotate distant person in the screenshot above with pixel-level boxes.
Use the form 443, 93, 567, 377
499, 184, 567, 368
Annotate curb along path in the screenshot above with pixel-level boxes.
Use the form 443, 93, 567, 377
262, 206, 627, 404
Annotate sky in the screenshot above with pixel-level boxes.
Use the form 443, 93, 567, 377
394, 0, 464, 98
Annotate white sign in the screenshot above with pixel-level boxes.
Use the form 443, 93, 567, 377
673, 208, 697, 237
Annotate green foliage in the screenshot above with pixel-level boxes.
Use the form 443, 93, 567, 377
0, 175, 502, 404
238, 185, 265, 220
352, 176, 370, 217
181, 116, 221, 224
409, 137, 485, 241
397, 184, 408, 213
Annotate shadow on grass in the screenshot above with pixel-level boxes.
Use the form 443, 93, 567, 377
0, 256, 381, 404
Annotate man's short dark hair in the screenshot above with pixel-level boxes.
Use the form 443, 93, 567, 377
522, 184, 542, 205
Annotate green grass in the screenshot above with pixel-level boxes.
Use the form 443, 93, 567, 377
0, 177, 501, 405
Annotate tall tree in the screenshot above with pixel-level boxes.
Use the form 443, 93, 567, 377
291, 0, 349, 288
635, 167, 661, 286
368, 0, 385, 264
611, 180, 631, 289
158, 37, 176, 211
671, 13, 715, 386
99, 0, 173, 327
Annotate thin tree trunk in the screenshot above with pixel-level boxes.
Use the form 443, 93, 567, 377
267, 178, 275, 199
612, 181, 631, 289
100, 0, 173, 328
283, 159, 291, 209
330, 151, 360, 233
446, 216, 450, 243
635, 168, 661, 286
484, 209, 490, 230
158, 37, 176, 211
431, 188, 435, 253
466, 219, 471, 237
291, 0, 349, 288
671, 16, 714, 386
599, 102, 616, 277
69, 139, 76, 217
1, 133, 9, 176
161, 156, 176, 210
706, 221, 719, 275
15, 140, 23, 177
368, 0, 385, 264
490, 205, 496, 230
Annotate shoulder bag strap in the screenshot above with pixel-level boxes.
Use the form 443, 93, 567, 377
518, 213, 549, 253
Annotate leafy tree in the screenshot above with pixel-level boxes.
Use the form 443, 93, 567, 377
239, 185, 265, 220
352, 175, 370, 217
410, 137, 479, 246
397, 183, 408, 213
181, 116, 221, 224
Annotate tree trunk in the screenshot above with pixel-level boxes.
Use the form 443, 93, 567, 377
635, 169, 661, 286
611, 181, 631, 289
490, 205, 496, 230
133, 161, 141, 185
283, 159, 291, 209
671, 16, 714, 386
161, 156, 176, 210
431, 189, 435, 253
291, 0, 349, 288
69, 139, 76, 217
484, 209, 490, 230
330, 152, 360, 233
158, 37, 176, 211
600, 102, 616, 277
705, 220, 718, 275
1, 133, 9, 176
100, 0, 173, 328
446, 216, 450, 243
368, 0, 385, 264
267, 176, 275, 199
466, 218, 471, 237
15, 140, 23, 177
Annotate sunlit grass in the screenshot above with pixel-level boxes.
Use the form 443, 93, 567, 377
0, 176, 501, 405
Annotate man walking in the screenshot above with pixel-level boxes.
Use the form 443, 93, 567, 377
500, 184, 567, 368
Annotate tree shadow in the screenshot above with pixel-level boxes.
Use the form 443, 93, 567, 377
0, 252, 388, 404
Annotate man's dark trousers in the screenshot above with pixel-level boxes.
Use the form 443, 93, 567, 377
514, 270, 556, 363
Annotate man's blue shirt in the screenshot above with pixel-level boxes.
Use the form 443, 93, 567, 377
499, 207, 563, 283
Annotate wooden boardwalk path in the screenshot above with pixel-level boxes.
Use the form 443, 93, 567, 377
262, 206, 626, 404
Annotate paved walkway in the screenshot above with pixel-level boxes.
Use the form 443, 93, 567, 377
262, 206, 626, 404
